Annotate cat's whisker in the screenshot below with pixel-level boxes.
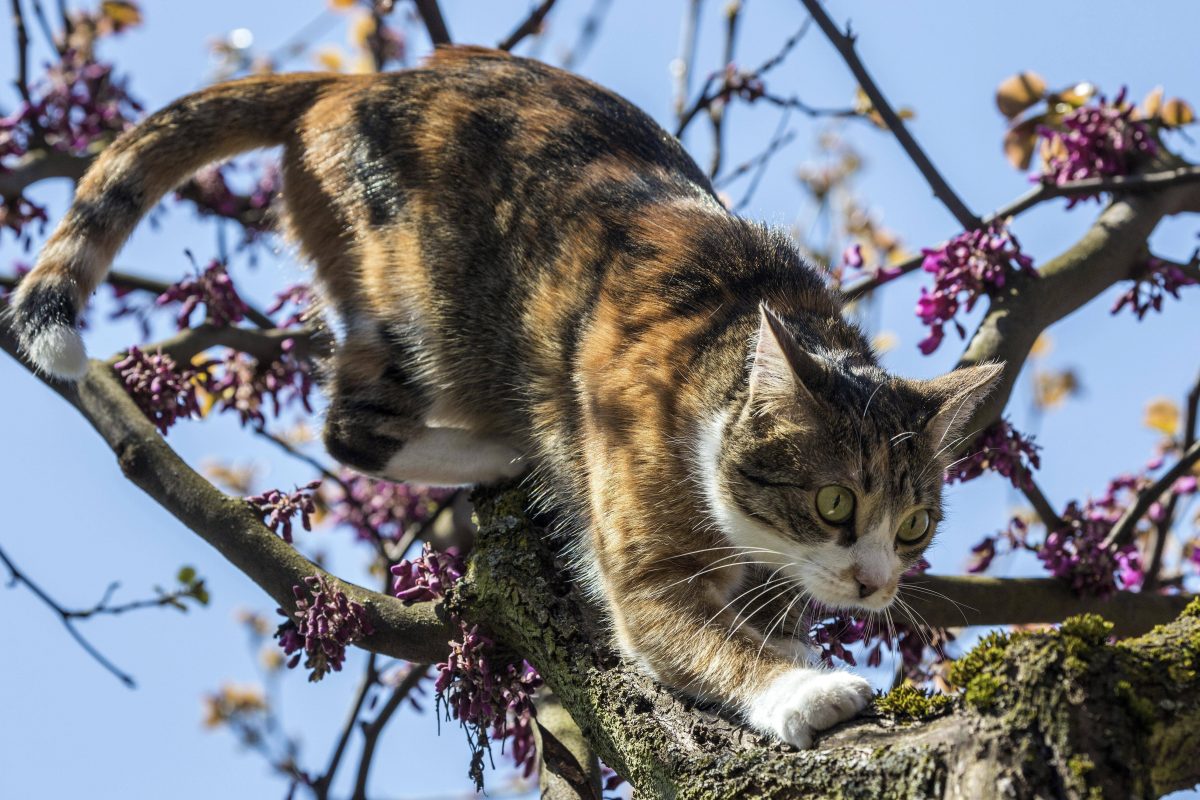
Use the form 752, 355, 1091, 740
703, 569, 793, 629
757, 588, 808, 661
662, 559, 787, 591
726, 579, 801, 644
899, 583, 977, 622
893, 597, 936, 651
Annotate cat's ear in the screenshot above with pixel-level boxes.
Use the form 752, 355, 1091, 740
748, 304, 828, 408
921, 362, 1005, 446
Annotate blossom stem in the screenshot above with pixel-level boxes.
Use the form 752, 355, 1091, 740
1103, 439, 1200, 550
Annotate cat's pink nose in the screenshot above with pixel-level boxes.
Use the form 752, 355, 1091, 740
854, 572, 881, 599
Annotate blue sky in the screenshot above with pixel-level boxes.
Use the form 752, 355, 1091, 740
2, 1, 1198, 798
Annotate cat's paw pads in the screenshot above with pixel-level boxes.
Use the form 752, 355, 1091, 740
746, 668, 873, 748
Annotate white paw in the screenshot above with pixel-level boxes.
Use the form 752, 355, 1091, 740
746, 668, 873, 748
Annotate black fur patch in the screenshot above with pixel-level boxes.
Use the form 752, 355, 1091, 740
14, 283, 77, 336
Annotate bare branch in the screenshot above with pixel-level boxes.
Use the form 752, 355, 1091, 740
412, 0, 452, 46
799, 0, 980, 230
0, 542, 136, 686
560, 0, 611, 70
351, 664, 431, 800
1102, 440, 1200, 550
0, 149, 93, 197
498, 0, 558, 52
534, 691, 602, 800
1146, 371, 1200, 588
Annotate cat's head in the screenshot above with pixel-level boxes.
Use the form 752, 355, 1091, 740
702, 305, 1003, 613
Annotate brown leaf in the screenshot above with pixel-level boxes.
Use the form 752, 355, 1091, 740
1141, 86, 1164, 120
1003, 117, 1041, 170
1161, 98, 1196, 128
100, 1, 142, 28
996, 71, 1047, 118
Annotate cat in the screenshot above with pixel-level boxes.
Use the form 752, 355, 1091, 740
11, 46, 1000, 748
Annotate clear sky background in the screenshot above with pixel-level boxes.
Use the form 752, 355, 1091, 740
2, 1, 1199, 798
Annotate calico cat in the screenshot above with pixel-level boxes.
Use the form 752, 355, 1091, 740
11, 46, 1000, 748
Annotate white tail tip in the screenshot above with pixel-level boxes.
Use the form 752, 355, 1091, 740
25, 324, 88, 380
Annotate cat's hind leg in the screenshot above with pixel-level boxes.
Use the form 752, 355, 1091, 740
321, 333, 525, 487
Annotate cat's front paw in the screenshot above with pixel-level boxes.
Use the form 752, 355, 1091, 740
746, 668, 873, 748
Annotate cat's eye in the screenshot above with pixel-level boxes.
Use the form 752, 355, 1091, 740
815, 485, 855, 524
897, 509, 931, 544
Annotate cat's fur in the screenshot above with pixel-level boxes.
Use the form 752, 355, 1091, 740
11, 46, 1000, 747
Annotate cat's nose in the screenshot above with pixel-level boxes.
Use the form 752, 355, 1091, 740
854, 573, 881, 599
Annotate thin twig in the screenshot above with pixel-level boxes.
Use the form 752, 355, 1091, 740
498, 0, 558, 52
351, 664, 432, 800
1144, 371, 1200, 589
560, 0, 611, 70
0, 543, 136, 687
10, 0, 35, 110
730, 109, 794, 212
707, 0, 743, 178
1019, 472, 1063, 532
798, 0, 980, 230
672, 0, 704, 122
412, 0, 452, 46
312, 653, 378, 800
1103, 440, 1200, 550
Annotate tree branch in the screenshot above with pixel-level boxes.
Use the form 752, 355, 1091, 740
958, 177, 1200, 445
798, 0, 980, 230
0, 149, 93, 197
498, 0, 558, 52
534, 691, 602, 800
0, 541, 137, 687
0, 304, 454, 666
412, 0, 452, 46
1102, 440, 1200, 550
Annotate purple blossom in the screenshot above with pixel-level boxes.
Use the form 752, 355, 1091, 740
1111, 256, 1197, 319
436, 624, 542, 779
246, 481, 321, 543
390, 543, 465, 604
275, 574, 374, 682
0, 51, 140, 166
1038, 501, 1143, 597
266, 283, 313, 329
915, 221, 1036, 354
1038, 88, 1157, 204
155, 260, 249, 329
180, 160, 281, 237
330, 474, 454, 542
113, 346, 202, 434
202, 345, 314, 428
945, 419, 1042, 489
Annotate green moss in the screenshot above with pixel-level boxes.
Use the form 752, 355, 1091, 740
1183, 597, 1200, 619
1068, 754, 1094, 777
946, 630, 1013, 711
1060, 613, 1114, 646
875, 684, 953, 721
1114, 679, 1156, 726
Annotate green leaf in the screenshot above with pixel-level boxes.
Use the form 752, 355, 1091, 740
177, 566, 197, 585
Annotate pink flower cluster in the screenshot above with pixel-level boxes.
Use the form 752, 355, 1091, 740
266, 283, 313, 329
1111, 256, 1197, 319
275, 575, 374, 682
968, 475, 1150, 597
330, 476, 455, 543
180, 160, 281, 238
155, 260, 249, 329
944, 419, 1041, 490
915, 221, 1036, 354
1038, 88, 1157, 205
391, 543, 465, 603
0, 51, 141, 240
436, 626, 543, 779
203, 344, 314, 428
112, 346, 202, 434
389, 544, 542, 777
246, 480, 321, 543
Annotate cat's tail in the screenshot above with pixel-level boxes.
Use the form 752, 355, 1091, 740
9, 72, 339, 379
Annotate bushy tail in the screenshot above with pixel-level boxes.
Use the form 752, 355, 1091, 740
9, 72, 338, 379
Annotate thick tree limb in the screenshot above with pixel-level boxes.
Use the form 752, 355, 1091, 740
465, 490, 1200, 799
959, 178, 1200, 441
0, 309, 454, 665
534, 691, 603, 800
0, 148, 93, 196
